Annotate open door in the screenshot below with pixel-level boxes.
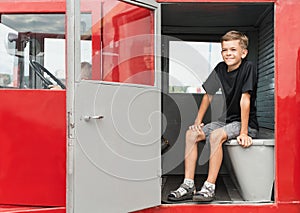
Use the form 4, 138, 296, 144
67, 0, 161, 212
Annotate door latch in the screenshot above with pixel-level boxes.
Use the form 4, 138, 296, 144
83, 115, 104, 121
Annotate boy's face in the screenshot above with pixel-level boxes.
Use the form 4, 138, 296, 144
221, 39, 248, 71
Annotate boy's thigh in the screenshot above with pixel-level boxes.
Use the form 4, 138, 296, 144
221, 121, 242, 140
202, 121, 227, 138
203, 121, 242, 140
203, 121, 257, 140
222, 122, 258, 139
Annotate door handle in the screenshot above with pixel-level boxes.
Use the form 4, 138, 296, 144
83, 115, 104, 121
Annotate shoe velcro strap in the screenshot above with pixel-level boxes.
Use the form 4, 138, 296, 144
170, 183, 191, 198
180, 183, 191, 191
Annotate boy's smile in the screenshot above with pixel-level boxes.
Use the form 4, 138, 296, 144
221, 40, 248, 72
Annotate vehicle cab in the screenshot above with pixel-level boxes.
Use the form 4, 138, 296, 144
0, 0, 299, 213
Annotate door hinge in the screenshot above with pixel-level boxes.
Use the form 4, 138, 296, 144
68, 111, 75, 139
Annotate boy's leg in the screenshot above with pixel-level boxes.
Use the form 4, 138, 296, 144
185, 122, 227, 179
168, 127, 205, 201
184, 128, 206, 179
207, 128, 228, 184
206, 121, 258, 183
193, 128, 227, 202
194, 122, 241, 202
168, 122, 224, 201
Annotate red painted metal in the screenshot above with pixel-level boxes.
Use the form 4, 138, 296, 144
138, 204, 300, 213
158, 0, 274, 2
0, 90, 66, 206
0, 0, 66, 210
0, 205, 65, 213
0, 0, 65, 13
275, 0, 300, 203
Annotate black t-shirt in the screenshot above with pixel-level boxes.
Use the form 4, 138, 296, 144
203, 60, 258, 130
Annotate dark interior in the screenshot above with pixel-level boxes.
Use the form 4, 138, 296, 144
162, 3, 272, 29
161, 2, 274, 203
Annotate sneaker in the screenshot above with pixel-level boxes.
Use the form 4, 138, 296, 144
168, 183, 195, 201
193, 181, 216, 202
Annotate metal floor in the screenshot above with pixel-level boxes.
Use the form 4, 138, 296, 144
161, 174, 245, 204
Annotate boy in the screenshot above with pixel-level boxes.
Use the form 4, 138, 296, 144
168, 30, 258, 202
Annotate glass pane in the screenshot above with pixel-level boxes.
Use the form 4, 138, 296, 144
79, 12, 92, 81
169, 41, 222, 93
102, 0, 154, 85
0, 14, 65, 89
80, 0, 155, 85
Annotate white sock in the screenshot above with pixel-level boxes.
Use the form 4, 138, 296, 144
204, 181, 215, 191
183, 178, 194, 188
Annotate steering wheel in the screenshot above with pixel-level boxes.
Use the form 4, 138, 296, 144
29, 60, 66, 89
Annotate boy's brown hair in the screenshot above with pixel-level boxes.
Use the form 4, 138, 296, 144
221, 30, 249, 49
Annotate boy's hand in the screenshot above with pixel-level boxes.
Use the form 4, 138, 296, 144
237, 133, 252, 148
189, 123, 204, 131
189, 123, 205, 141
189, 123, 205, 136
48, 85, 62, 90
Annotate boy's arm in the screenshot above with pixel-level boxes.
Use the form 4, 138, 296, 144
194, 93, 212, 125
237, 92, 252, 147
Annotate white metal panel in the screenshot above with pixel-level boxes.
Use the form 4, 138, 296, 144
74, 82, 161, 212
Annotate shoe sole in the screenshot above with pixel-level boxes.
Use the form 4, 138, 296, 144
192, 195, 215, 202
168, 193, 193, 201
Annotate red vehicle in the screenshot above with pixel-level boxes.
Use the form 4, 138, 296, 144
0, 0, 299, 212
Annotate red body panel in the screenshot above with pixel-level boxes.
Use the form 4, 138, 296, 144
138, 204, 300, 213
0, 0, 67, 208
0, 90, 66, 206
158, 0, 274, 2
0, 1, 65, 13
0, 206, 65, 213
275, 1, 300, 203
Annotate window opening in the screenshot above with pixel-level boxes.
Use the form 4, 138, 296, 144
98, 0, 155, 85
169, 41, 222, 94
0, 14, 65, 89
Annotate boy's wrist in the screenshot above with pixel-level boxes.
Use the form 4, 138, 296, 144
239, 132, 248, 136
194, 120, 202, 125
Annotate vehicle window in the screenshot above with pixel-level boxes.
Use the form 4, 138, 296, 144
0, 14, 65, 89
169, 41, 222, 93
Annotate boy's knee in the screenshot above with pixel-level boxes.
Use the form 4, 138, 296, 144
186, 129, 198, 143
209, 128, 227, 146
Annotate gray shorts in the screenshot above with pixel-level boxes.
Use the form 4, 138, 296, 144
202, 121, 258, 140
197, 121, 258, 165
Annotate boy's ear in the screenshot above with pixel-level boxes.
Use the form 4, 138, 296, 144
241, 48, 248, 59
